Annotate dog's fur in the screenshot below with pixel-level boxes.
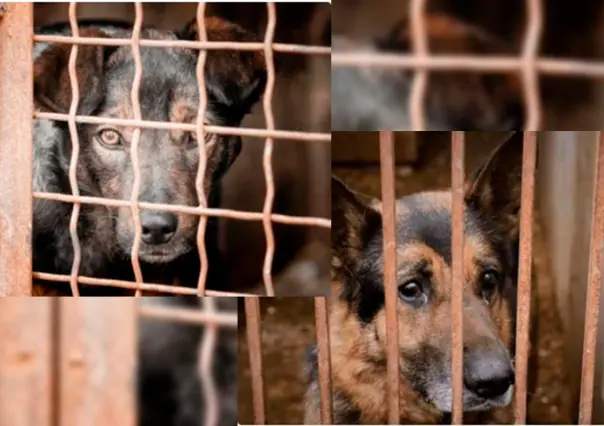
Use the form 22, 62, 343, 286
138, 296, 237, 426
305, 133, 536, 424
331, 13, 523, 131
31, 18, 266, 295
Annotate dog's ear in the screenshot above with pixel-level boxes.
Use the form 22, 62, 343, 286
33, 29, 117, 116
332, 176, 382, 279
178, 17, 267, 122
465, 131, 525, 236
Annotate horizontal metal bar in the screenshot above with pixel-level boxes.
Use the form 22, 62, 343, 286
32, 191, 330, 228
138, 305, 237, 327
34, 34, 331, 55
34, 112, 331, 142
32, 272, 254, 297
332, 53, 604, 77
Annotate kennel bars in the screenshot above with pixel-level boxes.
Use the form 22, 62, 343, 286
0, 2, 331, 297
243, 128, 603, 425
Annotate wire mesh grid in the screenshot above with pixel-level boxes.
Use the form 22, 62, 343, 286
0, 1, 332, 296
0, 296, 237, 426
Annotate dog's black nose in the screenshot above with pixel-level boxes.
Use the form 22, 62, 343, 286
140, 212, 178, 245
464, 350, 515, 399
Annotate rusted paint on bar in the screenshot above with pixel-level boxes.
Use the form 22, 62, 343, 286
451, 132, 465, 424
514, 132, 537, 423
261, 3, 278, 297
59, 298, 137, 426
195, 3, 210, 296
578, 132, 604, 424
379, 131, 400, 423
520, 0, 543, 130
0, 2, 33, 296
314, 297, 333, 424
0, 299, 53, 426
244, 297, 267, 424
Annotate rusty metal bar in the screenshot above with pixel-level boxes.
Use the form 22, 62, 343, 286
59, 298, 137, 426
33, 34, 331, 55
409, 0, 428, 130
195, 4, 210, 296
32, 271, 254, 297
244, 297, 266, 424
129, 3, 144, 296
451, 132, 465, 424
66, 3, 82, 296
520, 0, 543, 130
33, 113, 331, 142
514, 132, 537, 423
379, 130, 400, 423
199, 297, 219, 426
314, 297, 333, 424
0, 2, 33, 296
331, 53, 604, 77
0, 299, 53, 426
138, 303, 238, 327
32, 192, 330, 227
578, 132, 604, 424
261, 2, 277, 297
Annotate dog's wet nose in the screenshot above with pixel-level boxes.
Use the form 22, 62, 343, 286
464, 350, 514, 399
140, 212, 178, 245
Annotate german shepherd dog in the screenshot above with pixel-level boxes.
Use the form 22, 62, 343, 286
305, 132, 535, 423
32, 18, 266, 295
331, 13, 523, 131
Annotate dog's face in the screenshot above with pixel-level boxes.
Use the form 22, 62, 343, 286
33, 18, 266, 263
332, 133, 525, 414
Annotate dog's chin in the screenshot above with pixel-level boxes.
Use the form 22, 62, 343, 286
120, 240, 193, 264
425, 385, 514, 414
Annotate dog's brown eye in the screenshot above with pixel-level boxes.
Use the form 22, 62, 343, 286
481, 270, 500, 302
398, 281, 422, 302
98, 128, 122, 148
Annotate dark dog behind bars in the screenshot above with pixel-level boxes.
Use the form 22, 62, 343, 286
31, 18, 266, 295
138, 297, 237, 426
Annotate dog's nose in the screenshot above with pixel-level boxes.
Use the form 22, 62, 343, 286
140, 212, 178, 245
464, 349, 515, 399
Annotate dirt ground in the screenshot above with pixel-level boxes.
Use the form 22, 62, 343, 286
238, 135, 572, 424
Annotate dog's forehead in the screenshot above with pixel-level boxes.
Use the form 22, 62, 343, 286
394, 191, 488, 265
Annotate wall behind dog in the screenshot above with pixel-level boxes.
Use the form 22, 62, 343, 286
33, 3, 331, 293
538, 132, 604, 423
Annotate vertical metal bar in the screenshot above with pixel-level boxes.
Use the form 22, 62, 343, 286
314, 297, 333, 424
0, 299, 53, 426
195, 4, 210, 296
451, 131, 465, 424
129, 3, 144, 296
199, 297, 219, 426
514, 132, 537, 423
521, 0, 543, 130
379, 131, 400, 423
0, 2, 33, 296
409, 0, 428, 131
59, 298, 137, 426
578, 132, 604, 424
261, 2, 277, 296
66, 3, 83, 296
244, 297, 266, 424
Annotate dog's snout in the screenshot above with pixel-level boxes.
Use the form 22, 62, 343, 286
464, 349, 514, 400
140, 212, 178, 245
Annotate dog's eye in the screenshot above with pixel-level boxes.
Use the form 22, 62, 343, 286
97, 128, 123, 148
481, 270, 500, 302
398, 280, 423, 302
